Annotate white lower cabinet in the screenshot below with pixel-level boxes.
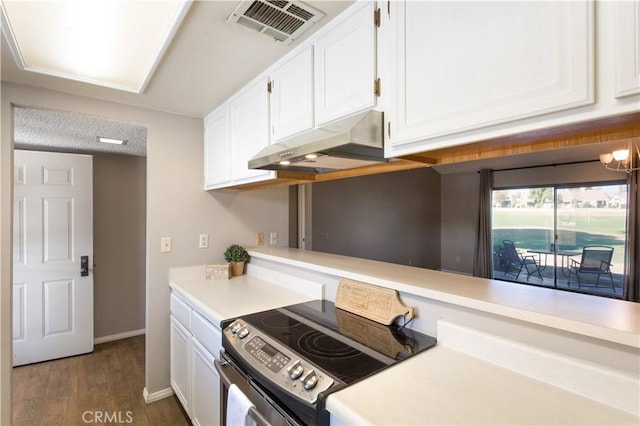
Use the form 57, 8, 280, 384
170, 316, 192, 415
191, 338, 221, 426
170, 293, 222, 425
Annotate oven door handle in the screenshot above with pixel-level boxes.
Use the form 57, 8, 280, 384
214, 358, 273, 426
215, 357, 233, 388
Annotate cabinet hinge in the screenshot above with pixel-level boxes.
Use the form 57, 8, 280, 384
267, 80, 272, 93
374, 7, 381, 27
374, 78, 381, 97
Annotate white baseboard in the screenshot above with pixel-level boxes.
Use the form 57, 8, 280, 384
143, 386, 175, 404
94, 328, 146, 345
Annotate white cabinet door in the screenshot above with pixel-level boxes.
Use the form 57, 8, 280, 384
613, 0, 640, 97
386, 0, 594, 154
314, 1, 377, 125
170, 316, 191, 416
229, 77, 274, 183
270, 46, 314, 141
191, 338, 221, 426
204, 105, 230, 190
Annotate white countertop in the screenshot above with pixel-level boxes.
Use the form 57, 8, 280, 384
248, 247, 640, 348
168, 267, 317, 327
325, 346, 640, 425
168, 259, 639, 425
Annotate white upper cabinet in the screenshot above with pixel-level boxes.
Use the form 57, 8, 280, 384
269, 46, 315, 141
613, 0, 640, 98
204, 76, 274, 190
230, 76, 274, 183
385, 0, 594, 155
314, 1, 377, 125
203, 105, 230, 189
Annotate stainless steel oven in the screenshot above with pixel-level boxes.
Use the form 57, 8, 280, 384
215, 351, 301, 426
218, 300, 436, 426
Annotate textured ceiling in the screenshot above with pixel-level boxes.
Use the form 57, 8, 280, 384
13, 107, 147, 156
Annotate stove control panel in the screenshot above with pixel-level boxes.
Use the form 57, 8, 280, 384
224, 319, 334, 404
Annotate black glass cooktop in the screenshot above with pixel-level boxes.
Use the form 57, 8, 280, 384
237, 300, 437, 384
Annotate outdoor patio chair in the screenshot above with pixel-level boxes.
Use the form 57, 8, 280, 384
502, 240, 543, 281
567, 246, 615, 290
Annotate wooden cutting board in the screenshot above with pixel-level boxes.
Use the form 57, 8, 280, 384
335, 308, 413, 358
335, 278, 415, 325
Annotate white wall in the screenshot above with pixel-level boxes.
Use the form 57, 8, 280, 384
0, 81, 13, 425
0, 82, 290, 416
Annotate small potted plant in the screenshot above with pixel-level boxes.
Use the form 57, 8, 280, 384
224, 244, 249, 276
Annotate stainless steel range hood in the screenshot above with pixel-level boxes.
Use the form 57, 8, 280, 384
248, 110, 388, 173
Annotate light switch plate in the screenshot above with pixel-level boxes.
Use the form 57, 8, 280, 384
161, 237, 172, 253
270, 232, 278, 245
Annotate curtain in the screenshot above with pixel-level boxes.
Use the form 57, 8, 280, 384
623, 170, 638, 302
473, 169, 493, 278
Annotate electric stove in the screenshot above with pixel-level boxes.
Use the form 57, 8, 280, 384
219, 300, 436, 425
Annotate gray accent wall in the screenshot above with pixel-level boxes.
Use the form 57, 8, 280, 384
312, 168, 441, 269
440, 172, 480, 274
93, 153, 146, 339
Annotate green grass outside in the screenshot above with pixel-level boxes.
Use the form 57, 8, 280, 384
492, 208, 627, 273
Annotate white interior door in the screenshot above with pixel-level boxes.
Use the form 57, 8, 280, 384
13, 150, 93, 366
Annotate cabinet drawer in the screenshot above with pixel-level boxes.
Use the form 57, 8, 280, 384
170, 293, 191, 330
191, 310, 222, 359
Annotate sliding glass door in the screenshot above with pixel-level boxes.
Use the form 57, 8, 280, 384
492, 182, 628, 298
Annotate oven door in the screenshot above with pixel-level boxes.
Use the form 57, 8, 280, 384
215, 351, 302, 426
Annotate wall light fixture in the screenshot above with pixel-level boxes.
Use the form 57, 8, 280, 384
600, 141, 640, 174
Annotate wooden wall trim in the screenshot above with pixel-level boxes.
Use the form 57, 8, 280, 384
403, 112, 640, 166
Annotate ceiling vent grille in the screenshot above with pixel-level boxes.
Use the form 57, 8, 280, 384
227, 0, 324, 44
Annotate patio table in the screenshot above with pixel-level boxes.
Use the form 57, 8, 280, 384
527, 250, 581, 283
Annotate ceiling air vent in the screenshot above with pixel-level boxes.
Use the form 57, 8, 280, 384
227, 0, 325, 44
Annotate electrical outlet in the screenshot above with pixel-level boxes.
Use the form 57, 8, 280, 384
160, 237, 172, 253
257, 232, 265, 246
199, 234, 209, 249
270, 232, 278, 245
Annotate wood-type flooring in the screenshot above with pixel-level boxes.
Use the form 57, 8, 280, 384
12, 335, 190, 426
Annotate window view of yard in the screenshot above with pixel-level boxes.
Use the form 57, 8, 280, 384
492, 184, 628, 297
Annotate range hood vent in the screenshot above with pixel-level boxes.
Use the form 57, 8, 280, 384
227, 0, 324, 44
249, 110, 390, 174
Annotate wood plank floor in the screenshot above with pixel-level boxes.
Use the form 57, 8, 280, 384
12, 335, 190, 426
